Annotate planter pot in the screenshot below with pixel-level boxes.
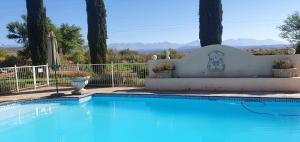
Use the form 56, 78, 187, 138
70, 76, 90, 95
272, 68, 297, 78
154, 70, 173, 78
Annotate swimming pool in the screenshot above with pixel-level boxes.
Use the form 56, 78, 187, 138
0, 95, 300, 142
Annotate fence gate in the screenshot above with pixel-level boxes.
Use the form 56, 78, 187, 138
16, 65, 49, 91
33, 65, 49, 88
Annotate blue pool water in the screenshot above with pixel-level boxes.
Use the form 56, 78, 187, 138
1, 95, 300, 142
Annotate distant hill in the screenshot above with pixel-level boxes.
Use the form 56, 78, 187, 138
1, 38, 291, 54
0, 44, 22, 56
108, 38, 290, 52
184, 39, 288, 47
109, 42, 182, 51
0, 47, 22, 56
0, 44, 21, 48
223, 38, 288, 46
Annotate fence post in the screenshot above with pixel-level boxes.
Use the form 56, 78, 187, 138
76, 62, 79, 71
32, 66, 37, 90
14, 65, 19, 92
46, 64, 50, 86
111, 62, 114, 87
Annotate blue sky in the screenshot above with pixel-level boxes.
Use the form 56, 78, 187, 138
0, 0, 300, 45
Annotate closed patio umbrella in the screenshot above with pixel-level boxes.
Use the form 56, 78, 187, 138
48, 31, 60, 66
47, 31, 62, 96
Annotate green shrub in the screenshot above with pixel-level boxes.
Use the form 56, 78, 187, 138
67, 71, 90, 77
0, 49, 8, 58
131, 64, 148, 78
273, 59, 294, 69
88, 71, 143, 86
0, 56, 19, 67
0, 81, 12, 94
248, 49, 288, 55
152, 62, 175, 73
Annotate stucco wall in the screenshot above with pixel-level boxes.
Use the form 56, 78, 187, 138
145, 78, 300, 92
149, 45, 300, 78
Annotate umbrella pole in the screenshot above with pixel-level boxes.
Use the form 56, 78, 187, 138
55, 68, 59, 94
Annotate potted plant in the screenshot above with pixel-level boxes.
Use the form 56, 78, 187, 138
69, 71, 90, 95
152, 62, 175, 78
272, 59, 297, 78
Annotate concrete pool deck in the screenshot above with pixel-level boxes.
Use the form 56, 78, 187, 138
1, 86, 300, 104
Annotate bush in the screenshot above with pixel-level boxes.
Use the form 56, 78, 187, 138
131, 64, 148, 78
273, 59, 294, 69
0, 81, 12, 94
50, 71, 85, 77
0, 49, 8, 58
17, 68, 33, 77
0, 56, 19, 67
68, 71, 90, 77
248, 49, 289, 55
89, 71, 143, 87
152, 62, 175, 73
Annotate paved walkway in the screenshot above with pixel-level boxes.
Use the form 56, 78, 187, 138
0, 87, 137, 103
1, 86, 300, 104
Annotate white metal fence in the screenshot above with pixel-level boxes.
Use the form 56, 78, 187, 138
0, 63, 148, 93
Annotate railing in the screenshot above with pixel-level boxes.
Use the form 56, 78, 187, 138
0, 63, 149, 93
0, 65, 50, 93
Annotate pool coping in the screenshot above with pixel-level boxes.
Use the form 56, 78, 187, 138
93, 93, 300, 102
2, 92, 300, 106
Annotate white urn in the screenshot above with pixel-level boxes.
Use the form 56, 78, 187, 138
70, 76, 90, 95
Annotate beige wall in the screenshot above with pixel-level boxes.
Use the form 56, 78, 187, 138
145, 78, 300, 92
149, 45, 300, 78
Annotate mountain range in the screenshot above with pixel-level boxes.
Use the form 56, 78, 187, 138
1, 38, 291, 52
109, 39, 290, 52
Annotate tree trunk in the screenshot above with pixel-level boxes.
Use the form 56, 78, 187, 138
26, 0, 48, 65
199, 0, 223, 47
86, 0, 108, 64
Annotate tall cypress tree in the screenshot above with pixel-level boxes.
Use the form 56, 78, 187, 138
26, 0, 48, 65
199, 0, 223, 47
86, 0, 108, 64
